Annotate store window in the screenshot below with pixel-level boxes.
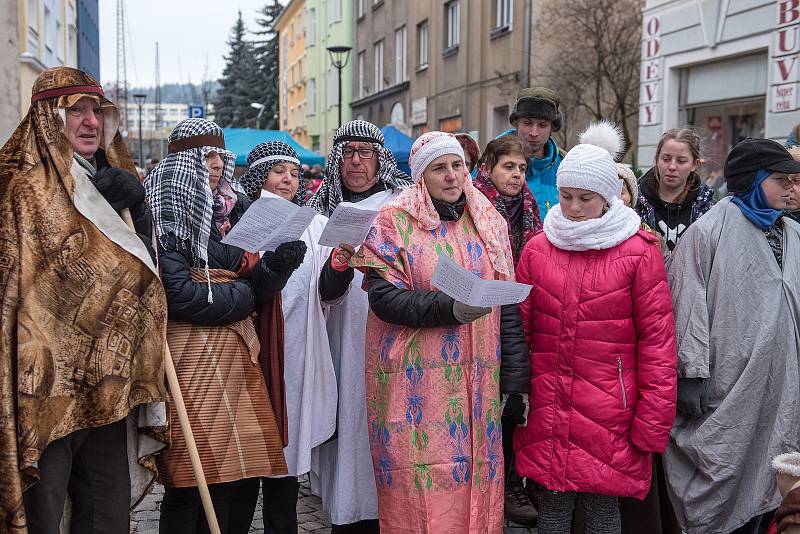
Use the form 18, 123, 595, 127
679, 53, 767, 190
439, 116, 462, 132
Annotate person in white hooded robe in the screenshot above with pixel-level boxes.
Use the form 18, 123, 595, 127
239, 141, 339, 533
665, 138, 800, 534
307, 120, 412, 533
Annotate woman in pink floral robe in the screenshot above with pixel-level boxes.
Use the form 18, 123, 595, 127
351, 132, 530, 533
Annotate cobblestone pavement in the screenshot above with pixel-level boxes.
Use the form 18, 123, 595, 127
130, 476, 535, 533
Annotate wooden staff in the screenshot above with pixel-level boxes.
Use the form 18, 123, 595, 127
122, 209, 221, 534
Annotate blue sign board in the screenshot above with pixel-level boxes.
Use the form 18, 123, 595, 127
188, 106, 205, 118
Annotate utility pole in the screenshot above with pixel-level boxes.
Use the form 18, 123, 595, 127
116, 0, 129, 134
522, 0, 532, 88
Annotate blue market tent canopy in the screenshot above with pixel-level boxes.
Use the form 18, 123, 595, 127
380, 125, 413, 175
223, 128, 326, 168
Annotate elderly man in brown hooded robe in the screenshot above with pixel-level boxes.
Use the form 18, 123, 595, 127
0, 67, 169, 533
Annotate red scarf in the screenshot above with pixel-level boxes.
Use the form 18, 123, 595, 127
473, 169, 541, 266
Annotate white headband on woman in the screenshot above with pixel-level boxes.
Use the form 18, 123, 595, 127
250, 154, 301, 168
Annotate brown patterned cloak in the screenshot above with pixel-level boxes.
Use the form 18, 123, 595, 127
0, 67, 169, 532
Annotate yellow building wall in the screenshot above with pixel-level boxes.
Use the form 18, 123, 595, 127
276, 0, 309, 147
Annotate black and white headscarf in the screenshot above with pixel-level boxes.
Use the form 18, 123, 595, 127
306, 120, 412, 215
144, 118, 238, 269
239, 141, 305, 206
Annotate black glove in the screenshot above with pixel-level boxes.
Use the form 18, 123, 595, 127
676, 377, 707, 418
92, 167, 145, 212
262, 241, 307, 273
452, 301, 492, 324
502, 393, 528, 426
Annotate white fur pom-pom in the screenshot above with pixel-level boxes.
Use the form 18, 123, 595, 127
579, 120, 624, 158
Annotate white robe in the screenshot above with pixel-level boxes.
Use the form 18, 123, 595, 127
664, 198, 800, 534
310, 190, 399, 525
279, 214, 338, 477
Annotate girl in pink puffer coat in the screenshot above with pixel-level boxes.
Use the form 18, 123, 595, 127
513, 122, 677, 534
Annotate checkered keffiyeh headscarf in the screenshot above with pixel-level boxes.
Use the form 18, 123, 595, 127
144, 118, 238, 268
239, 141, 305, 206
306, 120, 412, 215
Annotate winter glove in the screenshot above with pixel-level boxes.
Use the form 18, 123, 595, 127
262, 240, 307, 273
452, 301, 492, 324
92, 167, 145, 212
502, 393, 529, 426
676, 377, 707, 418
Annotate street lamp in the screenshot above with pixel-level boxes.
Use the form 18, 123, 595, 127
133, 93, 147, 166
327, 45, 352, 128
250, 102, 265, 129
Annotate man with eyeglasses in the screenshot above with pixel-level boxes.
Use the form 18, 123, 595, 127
665, 139, 800, 534
0, 67, 168, 532
307, 120, 412, 534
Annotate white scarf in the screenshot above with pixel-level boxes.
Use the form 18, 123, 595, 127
543, 196, 641, 251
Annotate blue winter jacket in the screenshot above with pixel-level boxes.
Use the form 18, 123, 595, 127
498, 130, 563, 220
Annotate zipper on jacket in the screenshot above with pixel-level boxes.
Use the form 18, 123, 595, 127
617, 357, 628, 409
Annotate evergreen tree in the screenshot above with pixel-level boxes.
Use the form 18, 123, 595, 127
251, 0, 282, 130
213, 11, 260, 128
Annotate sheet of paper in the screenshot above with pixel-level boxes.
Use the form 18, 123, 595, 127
431, 253, 532, 307
317, 201, 380, 247
221, 190, 317, 252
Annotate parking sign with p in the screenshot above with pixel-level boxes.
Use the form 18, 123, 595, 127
188, 106, 205, 119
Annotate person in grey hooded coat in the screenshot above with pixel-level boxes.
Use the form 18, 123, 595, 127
664, 139, 800, 534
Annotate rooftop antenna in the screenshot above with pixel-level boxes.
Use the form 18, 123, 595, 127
154, 41, 162, 158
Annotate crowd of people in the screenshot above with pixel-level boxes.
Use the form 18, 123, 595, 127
1, 65, 800, 534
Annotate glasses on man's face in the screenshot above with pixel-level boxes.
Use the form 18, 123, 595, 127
342, 146, 376, 159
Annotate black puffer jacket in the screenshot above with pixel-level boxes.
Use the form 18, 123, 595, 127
363, 194, 530, 395
160, 194, 287, 326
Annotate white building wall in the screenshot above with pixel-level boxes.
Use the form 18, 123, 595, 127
638, 0, 800, 170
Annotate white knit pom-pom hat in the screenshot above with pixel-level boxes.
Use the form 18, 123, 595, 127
409, 131, 465, 183
556, 120, 624, 204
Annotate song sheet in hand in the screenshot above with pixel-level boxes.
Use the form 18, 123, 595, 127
431, 253, 533, 307
221, 190, 317, 252
317, 201, 380, 248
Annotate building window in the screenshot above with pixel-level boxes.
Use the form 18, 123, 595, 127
357, 0, 366, 18
307, 8, 316, 44
308, 78, 316, 114
328, 0, 342, 23
358, 50, 366, 98
445, 1, 460, 50
417, 21, 428, 68
495, 0, 512, 30
395, 26, 407, 84
374, 39, 384, 93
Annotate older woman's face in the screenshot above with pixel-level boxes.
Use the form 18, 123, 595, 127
486, 154, 527, 197
205, 151, 223, 190
263, 162, 300, 201
423, 154, 464, 203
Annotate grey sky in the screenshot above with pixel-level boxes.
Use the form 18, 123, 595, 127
98, 0, 284, 87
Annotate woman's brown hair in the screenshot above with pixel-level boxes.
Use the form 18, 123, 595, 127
477, 134, 532, 173
653, 128, 703, 202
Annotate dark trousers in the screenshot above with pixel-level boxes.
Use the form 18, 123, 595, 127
502, 414, 516, 479
729, 511, 776, 534
330, 519, 380, 533
261, 476, 299, 533
23, 419, 130, 534
159, 477, 260, 534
